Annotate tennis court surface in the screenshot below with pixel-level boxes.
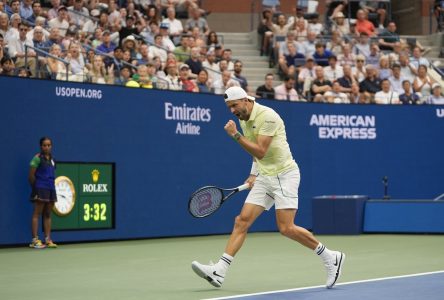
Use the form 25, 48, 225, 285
1, 233, 443, 300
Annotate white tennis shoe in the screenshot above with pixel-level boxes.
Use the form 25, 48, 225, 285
191, 261, 224, 288
324, 251, 345, 288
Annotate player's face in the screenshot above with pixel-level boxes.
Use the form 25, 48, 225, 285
226, 99, 249, 121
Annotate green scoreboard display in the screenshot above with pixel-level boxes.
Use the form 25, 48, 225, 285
52, 162, 115, 230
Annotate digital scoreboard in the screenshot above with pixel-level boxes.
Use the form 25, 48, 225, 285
52, 162, 115, 230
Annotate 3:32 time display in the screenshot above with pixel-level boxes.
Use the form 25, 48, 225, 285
83, 203, 107, 222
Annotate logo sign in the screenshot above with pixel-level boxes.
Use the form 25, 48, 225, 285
164, 102, 212, 135
437, 109, 444, 118
55, 86, 103, 100
310, 114, 377, 140
83, 169, 108, 193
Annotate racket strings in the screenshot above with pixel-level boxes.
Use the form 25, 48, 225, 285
189, 187, 223, 217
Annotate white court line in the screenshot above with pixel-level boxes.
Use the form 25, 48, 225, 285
202, 270, 444, 300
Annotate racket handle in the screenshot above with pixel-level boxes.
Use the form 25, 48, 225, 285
237, 183, 250, 192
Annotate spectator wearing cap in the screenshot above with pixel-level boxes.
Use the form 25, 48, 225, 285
68, 0, 89, 28
115, 65, 132, 85
213, 70, 240, 95
330, 12, 350, 37
184, 46, 202, 75
298, 56, 316, 96
399, 80, 421, 105
162, 6, 183, 45
159, 22, 175, 51
179, 63, 198, 92
148, 34, 167, 67
0, 56, 15, 76
255, 73, 275, 100
202, 48, 218, 83
8, 22, 37, 76
47, 0, 61, 20
173, 35, 190, 62
426, 84, 444, 105
97, 30, 116, 55
118, 15, 138, 45
48, 6, 69, 37
323, 55, 343, 82
185, 6, 209, 35
274, 76, 300, 101
313, 42, 332, 67
122, 34, 138, 60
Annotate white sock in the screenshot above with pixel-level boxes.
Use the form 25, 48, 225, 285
314, 243, 333, 262
215, 253, 234, 275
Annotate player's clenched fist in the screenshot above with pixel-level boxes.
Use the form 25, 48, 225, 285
224, 120, 237, 136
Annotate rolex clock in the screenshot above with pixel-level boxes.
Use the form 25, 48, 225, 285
54, 176, 76, 216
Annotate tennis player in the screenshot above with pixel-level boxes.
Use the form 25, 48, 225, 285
192, 86, 345, 288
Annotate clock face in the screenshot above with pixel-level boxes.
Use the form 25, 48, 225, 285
54, 176, 76, 216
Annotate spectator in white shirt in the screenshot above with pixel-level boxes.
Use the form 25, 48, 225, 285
375, 79, 400, 104
388, 64, 405, 95
426, 84, 444, 105
162, 6, 183, 45
148, 34, 168, 67
213, 70, 240, 95
323, 55, 343, 82
324, 81, 350, 103
409, 46, 429, 74
8, 22, 36, 76
48, 6, 69, 37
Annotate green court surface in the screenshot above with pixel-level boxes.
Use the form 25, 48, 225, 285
1, 233, 443, 300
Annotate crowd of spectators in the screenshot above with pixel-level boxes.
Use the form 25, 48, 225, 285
0, 0, 246, 94
0, 0, 443, 105
255, 0, 444, 105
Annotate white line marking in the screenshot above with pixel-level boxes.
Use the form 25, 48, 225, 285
202, 270, 444, 300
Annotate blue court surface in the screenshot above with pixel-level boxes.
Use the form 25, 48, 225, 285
204, 271, 444, 300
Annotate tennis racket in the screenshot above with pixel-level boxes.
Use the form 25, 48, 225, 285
188, 183, 250, 218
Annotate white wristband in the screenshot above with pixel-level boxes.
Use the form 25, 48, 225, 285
250, 161, 259, 176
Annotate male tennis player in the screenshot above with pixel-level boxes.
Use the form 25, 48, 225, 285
191, 86, 345, 289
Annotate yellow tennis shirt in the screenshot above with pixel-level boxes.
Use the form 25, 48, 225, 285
240, 102, 297, 176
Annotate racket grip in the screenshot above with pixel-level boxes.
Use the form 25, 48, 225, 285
237, 183, 250, 192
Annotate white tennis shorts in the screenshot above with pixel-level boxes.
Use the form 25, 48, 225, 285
245, 166, 300, 210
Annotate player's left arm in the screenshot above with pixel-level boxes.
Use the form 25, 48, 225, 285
224, 120, 272, 160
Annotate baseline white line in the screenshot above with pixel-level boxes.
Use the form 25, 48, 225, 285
202, 270, 444, 300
